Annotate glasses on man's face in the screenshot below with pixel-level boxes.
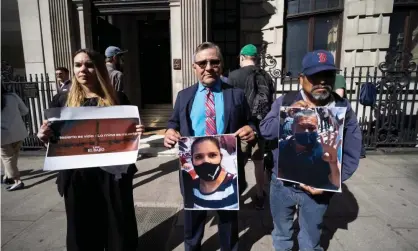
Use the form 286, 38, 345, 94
194, 59, 221, 69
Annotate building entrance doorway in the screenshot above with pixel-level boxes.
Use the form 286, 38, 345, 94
138, 13, 172, 106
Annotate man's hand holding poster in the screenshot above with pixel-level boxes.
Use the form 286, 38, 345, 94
278, 106, 346, 193
43, 106, 141, 171
178, 134, 239, 210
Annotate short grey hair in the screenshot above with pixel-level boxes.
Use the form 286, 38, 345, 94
193, 42, 224, 65
293, 109, 317, 124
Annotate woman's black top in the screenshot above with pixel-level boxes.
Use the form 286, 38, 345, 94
49, 91, 137, 196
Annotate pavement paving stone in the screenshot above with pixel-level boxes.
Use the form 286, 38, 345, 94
1, 220, 33, 246
331, 216, 416, 251
349, 182, 418, 229
393, 228, 418, 249
2, 211, 66, 251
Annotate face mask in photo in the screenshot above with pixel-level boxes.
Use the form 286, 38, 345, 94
294, 131, 318, 147
193, 162, 221, 181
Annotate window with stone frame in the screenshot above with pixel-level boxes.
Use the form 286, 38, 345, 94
390, 1, 418, 67
210, 0, 240, 76
284, 0, 344, 76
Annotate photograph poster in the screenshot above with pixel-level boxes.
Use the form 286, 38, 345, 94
43, 106, 140, 171
278, 106, 347, 192
178, 134, 239, 210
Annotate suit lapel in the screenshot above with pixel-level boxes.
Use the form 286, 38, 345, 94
185, 84, 199, 136
222, 84, 232, 134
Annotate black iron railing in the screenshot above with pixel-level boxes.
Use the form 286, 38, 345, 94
2, 73, 58, 149
260, 39, 418, 149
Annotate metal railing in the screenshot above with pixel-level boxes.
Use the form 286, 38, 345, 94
259, 40, 418, 149
2, 74, 58, 149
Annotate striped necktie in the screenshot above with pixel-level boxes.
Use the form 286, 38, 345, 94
205, 87, 217, 135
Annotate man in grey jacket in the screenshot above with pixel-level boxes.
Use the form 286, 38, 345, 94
105, 46, 127, 92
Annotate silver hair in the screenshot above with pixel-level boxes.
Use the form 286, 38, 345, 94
193, 42, 224, 65
292, 109, 317, 124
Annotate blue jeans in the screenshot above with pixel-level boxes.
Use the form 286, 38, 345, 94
270, 174, 330, 251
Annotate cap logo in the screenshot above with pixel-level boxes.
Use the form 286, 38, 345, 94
317, 52, 327, 63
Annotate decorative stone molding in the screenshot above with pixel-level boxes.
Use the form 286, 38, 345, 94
180, 0, 203, 87
73, 0, 93, 49
49, 0, 73, 73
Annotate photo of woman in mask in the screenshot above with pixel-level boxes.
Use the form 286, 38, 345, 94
277, 106, 346, 192
180, 135, 238, 210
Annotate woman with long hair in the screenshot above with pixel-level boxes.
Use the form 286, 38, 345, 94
37, 49, 143, 250
1, 84, 28, 191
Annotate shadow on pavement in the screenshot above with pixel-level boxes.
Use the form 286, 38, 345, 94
320, 183, 359, 250
133, 159, 178, 189
201, 185, 273, 251
137, 209, 183, 251
21, 170, 57, 181
24, 173, 58, 189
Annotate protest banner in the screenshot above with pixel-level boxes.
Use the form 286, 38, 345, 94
43, 106, 140, 171
178, 134, 239, 210
278, 106, 346, 192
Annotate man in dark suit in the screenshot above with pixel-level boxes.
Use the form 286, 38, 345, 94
164, 42, 256, 251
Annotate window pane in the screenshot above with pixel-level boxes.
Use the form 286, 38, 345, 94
288, 0, 299, 14
315, 0, 328, 9
315, 0, 341, 9
313, 15, 340, 59
214, 0, 224, 9
328, 0, 341, 8
389, 10, 408, 48
299, 0, 312, 13
286, 19, 309, 76
213, 12, 225, 24
225, 30, 237, 42
288, 0, 341, 15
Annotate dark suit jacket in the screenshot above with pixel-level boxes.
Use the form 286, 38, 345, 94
167, 81, 256, 137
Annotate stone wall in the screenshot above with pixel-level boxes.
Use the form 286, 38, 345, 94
16, 0, 55, 78
240, 0, 284, 69
1, 0, 25, 75
341, 0, 394, 69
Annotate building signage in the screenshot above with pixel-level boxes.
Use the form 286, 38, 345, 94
173, 59, 181, 70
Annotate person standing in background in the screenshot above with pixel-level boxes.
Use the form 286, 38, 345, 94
56, 67, 71, 93
334, 74, 346, 98
105, 46, 127, 92
333, 74, 366, 158
1, 84, 28, 191
228, 44, 274, 210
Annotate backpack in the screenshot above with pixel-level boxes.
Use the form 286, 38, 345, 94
244, 69, 274, 121
359, 82, 377, 106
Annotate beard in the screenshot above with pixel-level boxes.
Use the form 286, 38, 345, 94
310, 85, 332, 102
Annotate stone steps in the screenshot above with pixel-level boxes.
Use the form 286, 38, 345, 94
140, 105, 172, 129
139, 135, 177, 157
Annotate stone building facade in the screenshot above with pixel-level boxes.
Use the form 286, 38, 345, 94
2, 0, 417, 127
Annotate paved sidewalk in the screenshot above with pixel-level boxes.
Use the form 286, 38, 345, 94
1, 153, 418, 250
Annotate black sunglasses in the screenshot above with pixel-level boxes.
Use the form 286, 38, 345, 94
194, 59, 221, 68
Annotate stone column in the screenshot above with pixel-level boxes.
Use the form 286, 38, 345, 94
170, 0, 183, 105
17, 0, 55, 77
340, 0, 394, 69
180, 0, 203, 88
73, 0, 93, 49
49, 0, 74, 73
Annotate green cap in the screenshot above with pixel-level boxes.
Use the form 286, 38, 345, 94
240, 44, 258, 57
